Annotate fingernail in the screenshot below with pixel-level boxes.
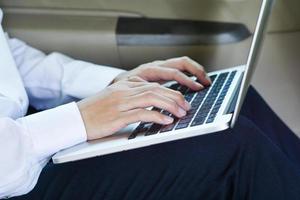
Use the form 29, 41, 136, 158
164, 116, 174, 124
196, 82, 204, 89
185, 101, 191, 110
178, 108, 186, 117
206, 75, 212, 83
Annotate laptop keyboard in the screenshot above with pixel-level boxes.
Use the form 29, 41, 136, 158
128, 70, 237, 140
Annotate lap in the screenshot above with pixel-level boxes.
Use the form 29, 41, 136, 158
241, 86, 300, 167
14, 116, 300, 200
13, 87, 300, 200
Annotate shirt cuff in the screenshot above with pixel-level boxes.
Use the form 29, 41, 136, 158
19, 102, 87, 159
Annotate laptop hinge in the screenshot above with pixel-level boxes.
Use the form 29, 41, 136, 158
225, 72, 244, 114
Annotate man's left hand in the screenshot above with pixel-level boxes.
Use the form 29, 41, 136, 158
113, 57, 211, 91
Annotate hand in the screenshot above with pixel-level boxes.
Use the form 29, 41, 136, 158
77, 79, 191, 140
113, 56, 211, 91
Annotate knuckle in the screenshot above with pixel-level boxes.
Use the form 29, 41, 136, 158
128, 76, 139, 81
198, 69, 205, 75
198, 64, 205, 70
174, 90, 182, 96
136, 109, 145, 119
151, 82, 160, 89
118, 79, 128, 85
154, 82, 160, 87
174, 90, 181, 95
153, 112, 164, 121
152, 60, 163, 65
142, 66, 152, 73
168, 101, 179, 111
173, 91, 185, 102
197, 70, 206, 77
151, 84, 161, 92
181, 56, 190, 62
172, 69, 181, 77
177, 94, 185, 103
144, 91, 155, 98
158, 115, 166, 122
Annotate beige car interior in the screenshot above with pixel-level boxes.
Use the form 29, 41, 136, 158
0, 0, 299, 136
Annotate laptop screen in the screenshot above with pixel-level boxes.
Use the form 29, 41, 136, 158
230, 0, 275, 127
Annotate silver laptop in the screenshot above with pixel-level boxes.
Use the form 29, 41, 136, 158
53, 0, 274, 164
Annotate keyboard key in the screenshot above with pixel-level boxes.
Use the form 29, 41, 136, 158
135, 71, 235, 136
209, 113, 217, 118
191, 118, 205, 126
145, 124, 162, 136
128, 130, 139, 140
169, 83, 180, 90
175, 123, 189, 130
210, 108, 219, 114
190, 72, 230, 127
203, 70, 237, 126
185, 91, 195, 102
128, 123, 151, 139
206, 117, 215, 124
175, 114, 193, 129
178, 85, 188, 94
177, 118, 191, 124
195, 112, 208, 119
160, 122, 177, 133
152, 107, 162, 112
180, 113, 194, 121
160, 125, 174, 133
215, 102, 222, 107
218, 96, 225, 101
209, 75, 217, 82
162, 110, 171, 116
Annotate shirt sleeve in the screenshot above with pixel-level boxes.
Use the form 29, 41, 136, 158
0, 100, 87, 198
7, 36, 125, 110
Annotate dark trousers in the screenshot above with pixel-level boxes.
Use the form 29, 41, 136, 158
13, 87, 300, 200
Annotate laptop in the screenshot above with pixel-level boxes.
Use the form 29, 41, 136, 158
53, 0, 274, 164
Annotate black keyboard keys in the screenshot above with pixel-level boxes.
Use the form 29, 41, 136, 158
206, 71, 236, 124
129, 123, 151, 140
178, 85, 188, 94
128, 71, 235, 139
191, 72, 229, 127
175, 119, 190, 130
145, 123, 162, 136
169, 83, 180, 90
184, 90, 195, 103
209, 74, 217, 83
160, 118, 178, 133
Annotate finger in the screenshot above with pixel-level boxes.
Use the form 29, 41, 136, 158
148, 67, 204, 91
123, 91, 187, 118
127, 76, 147, 82
121, 79, 149, 88
122, 109, 174, 125
162, 57, 212, 86
128, 83, 190, 110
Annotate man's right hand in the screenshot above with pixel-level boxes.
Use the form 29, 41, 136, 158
77, 78, 190, 140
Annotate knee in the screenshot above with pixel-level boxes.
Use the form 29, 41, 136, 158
231, 116, 268, 150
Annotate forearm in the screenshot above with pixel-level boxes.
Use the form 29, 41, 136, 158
7, 36, 125, 110
0, 101, 87, 198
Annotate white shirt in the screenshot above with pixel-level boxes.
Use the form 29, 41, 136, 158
0, 9, 125, 198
